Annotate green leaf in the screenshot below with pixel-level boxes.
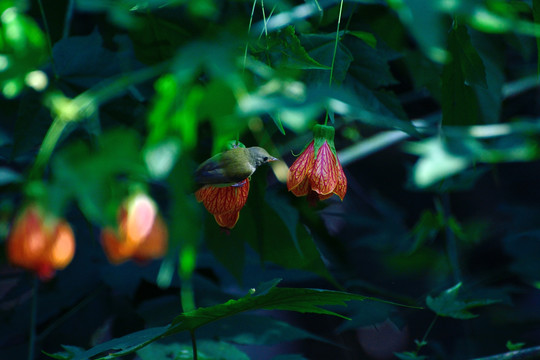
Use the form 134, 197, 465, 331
0, 5, 47, 98
168, 286, 368, 333
53, 30, 122, 88
147, 74, 202, 151
426, 282, 500, 319
391, 0, 448, 63
442, 25, 485, 126
506, 340, 526, 351
197, 313, 331, 346
347, 31, 377, 48
534, 0, 540, 75
300, 32, 354, 85
253, 26, 330, 70
68, 284, 382, 359
137, 341, 249, 360
406, 137, 471, 188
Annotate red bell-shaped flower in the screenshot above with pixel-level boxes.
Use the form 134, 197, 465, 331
287, 125, 347, 202
101, 193, 168, 264
195, 178, 250, 229
7, 205, 76, 280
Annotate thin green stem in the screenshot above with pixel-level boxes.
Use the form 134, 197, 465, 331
441, 193, 462, 283
62, 0, 75, 39
329, 0, 344, 88
37, 0, 58, 78
243, 0, 258, 72
191, 330, 198, 360
30, 118, 67, 180
324, 0, 344, 126
416, 315, 438, 354
180, 279, 196, 313
28, 276, 38, 360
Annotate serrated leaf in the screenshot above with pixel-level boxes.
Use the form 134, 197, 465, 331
67, 284, 390, 359
137, 341, 249, 360
426, 282, 500, 319
268, 26, 330, 70
167, 286, 369, 334
300, 32, 354, 85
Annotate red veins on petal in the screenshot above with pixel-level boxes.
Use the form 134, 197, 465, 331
196, 179, 250, 229
310, 142, 339, 196
196, 180, 249, 215
290, 177, 311, 197
334, 159, 347, 201
287, 141, 315, 192
214, 211, 241, 229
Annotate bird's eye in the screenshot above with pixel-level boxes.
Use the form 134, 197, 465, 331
263, 157, 268, 162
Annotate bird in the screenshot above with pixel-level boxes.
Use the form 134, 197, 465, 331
195, 146, 278, 187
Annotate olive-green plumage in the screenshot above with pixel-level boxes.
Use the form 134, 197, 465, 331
195, 147, 277, 186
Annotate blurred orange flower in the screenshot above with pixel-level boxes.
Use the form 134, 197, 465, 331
195, 178, 249, 229
101, 193, 168, 264
287, 125, 347, 202
7, 205, 76, 280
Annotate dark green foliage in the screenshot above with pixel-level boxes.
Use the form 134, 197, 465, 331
3, 0, 540, 359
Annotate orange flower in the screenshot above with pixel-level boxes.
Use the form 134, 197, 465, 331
287, 125, 347, 202
101, 193, 168, 264
195, 178, 249, 229
7, 205, 76, 280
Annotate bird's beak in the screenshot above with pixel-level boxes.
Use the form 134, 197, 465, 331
269, 157, 278, 162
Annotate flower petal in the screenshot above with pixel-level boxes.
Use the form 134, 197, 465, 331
214, 211, 240, 229
134, 215, 168, 261
334, 159, 347, 201
49, 221, 76, 270
125, 194, 156, 243
310, 142, 339, 195
101, 228, 135, 264
196, 179, 250, 215
290, 177, 311, 197
287, 141, 315, 192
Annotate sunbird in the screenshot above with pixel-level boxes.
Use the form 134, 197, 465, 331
195, 146, 278, 186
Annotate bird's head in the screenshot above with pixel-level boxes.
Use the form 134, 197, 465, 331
247, 147, 278, 168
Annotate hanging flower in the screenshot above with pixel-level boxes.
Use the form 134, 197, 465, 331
7, 205, 76, 280
101, 193, 168, 264
195, 178, 250, 229
287, 124, 347, 202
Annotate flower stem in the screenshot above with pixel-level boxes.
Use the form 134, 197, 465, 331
28, 276, 38, 360
324, 0, 344, 126
37, 0, 58, 78
181, 278, 196, 313
191, 330, 198, 360
441, 192, 462, 283
416, 315, 438, 355
30, 118, 67, 180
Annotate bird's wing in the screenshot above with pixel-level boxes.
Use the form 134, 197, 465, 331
195, 152, 252, 185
